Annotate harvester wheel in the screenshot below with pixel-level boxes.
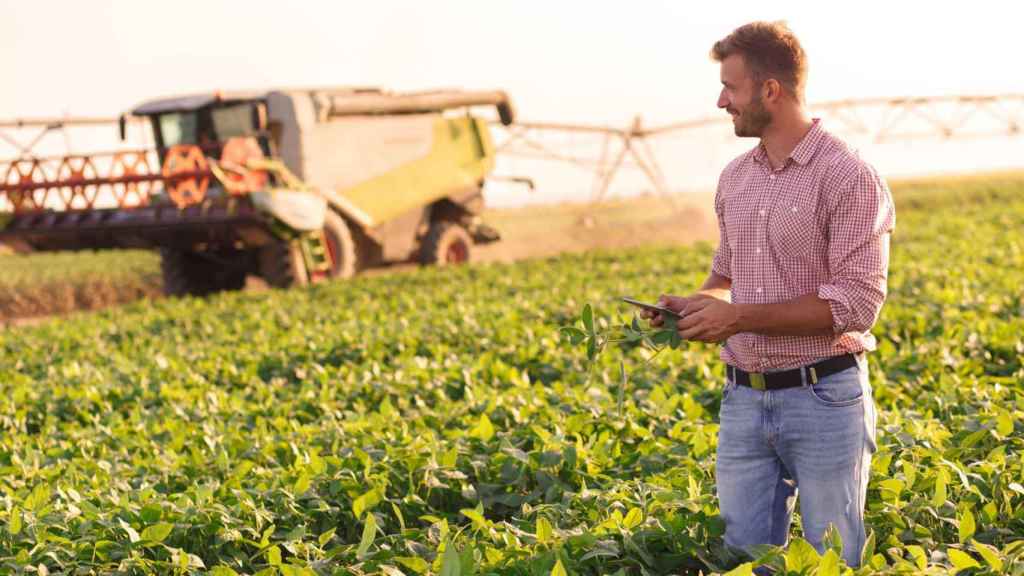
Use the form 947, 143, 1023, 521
160, 248, 246, 297
420, 221, 473, 266
310, 210, 358, 281
260, 211, 357, 288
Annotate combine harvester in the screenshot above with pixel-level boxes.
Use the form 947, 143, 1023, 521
0, 88, 515, 295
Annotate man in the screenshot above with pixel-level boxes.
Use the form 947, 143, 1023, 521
645, 21, 894, 569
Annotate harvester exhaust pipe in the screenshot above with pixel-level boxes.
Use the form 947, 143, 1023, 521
324, 90, 516, 126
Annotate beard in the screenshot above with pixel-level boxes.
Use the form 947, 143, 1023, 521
731, 94, 773, 137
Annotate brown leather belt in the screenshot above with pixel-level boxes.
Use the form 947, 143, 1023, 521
727, 353, 859, 391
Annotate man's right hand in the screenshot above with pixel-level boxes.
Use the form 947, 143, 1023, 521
640, 290, 733, 327
640, 294, 691, 327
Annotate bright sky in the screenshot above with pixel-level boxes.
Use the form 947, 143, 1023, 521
3, 0, 1020, 122
2, 0, 1022, 204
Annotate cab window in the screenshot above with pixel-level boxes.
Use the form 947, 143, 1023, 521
158, 112, 197, 147
211, 104, 256, 140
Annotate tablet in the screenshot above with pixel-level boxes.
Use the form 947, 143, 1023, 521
621, 296, 682, 319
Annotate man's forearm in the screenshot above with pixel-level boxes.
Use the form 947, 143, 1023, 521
699, 272, 732, 301
734, 293, 834, 337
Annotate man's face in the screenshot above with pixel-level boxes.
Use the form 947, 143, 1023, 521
717, 54, 772, 137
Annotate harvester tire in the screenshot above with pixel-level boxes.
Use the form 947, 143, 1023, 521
259, 239, 307, 289
420, 221, 473, 266
318, 210, 358, 280
260, 211, 357, 288
161, 248, 246, 297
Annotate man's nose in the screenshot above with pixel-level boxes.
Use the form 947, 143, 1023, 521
717, 89, 729, 109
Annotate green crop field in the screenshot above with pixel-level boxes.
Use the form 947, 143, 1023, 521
1, 175, 1023, 575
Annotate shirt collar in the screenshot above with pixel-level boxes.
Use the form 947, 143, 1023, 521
753, 118, 825, 168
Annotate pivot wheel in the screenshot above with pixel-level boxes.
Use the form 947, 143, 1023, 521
420, 221, 473, 266
260, 211, 357, 288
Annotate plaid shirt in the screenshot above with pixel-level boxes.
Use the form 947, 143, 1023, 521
712, 119, 895, 372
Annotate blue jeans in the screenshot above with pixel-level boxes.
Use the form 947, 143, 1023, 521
716, 355, 877, 568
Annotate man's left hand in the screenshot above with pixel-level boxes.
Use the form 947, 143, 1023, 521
676, 298, 741, 343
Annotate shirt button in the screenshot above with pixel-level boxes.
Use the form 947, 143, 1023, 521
769, 174, 776, 180
756, 247, 762, 254
758, 209, 765, 216
756, 287, 763, 294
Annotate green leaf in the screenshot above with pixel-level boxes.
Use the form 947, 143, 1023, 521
551, 558, 567, 576
996, 411, 1014, 436
392, 502, 407, 532
118, 518, 140, 543
535, 516, 553, 544
622, 507, 643, 530
24, 483, 50, 513
561, 327, 587, 345
441, 446, 458, 468
650, 329, 675, 345
723, 563, 753, 576
470, 413, 495, 442
460, 504, 488, 531
971, 539, 1003, 571
816, 550, 840, 576
958, 508, 976, 543
9, 506, 21, 536
948, 548, 980, 571
459, 545, 477, 576
356, 513, 377, 559
292, 472, 311, 495
905, 545, 927, 571
397, 556, 430, 574
353, 488, 381, 519
932, 473, 948, 507
267, 545, 282, 566
581, 304, 594, 335
139, 504, 162, 523
440, 542, 461, 576
317, 528, 336, 547
785, 538, 820, 573
140, 522, 173, 543
902, 460, 917, 488
209, 567, 239, 576
260, 524, 276, 547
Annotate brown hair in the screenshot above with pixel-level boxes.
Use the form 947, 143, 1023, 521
711, 21, 808, 100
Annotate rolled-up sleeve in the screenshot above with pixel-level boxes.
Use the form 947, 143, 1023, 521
817, 166, 895, 334
711, 181, 732, 279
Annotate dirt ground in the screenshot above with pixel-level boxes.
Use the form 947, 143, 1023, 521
1, 192, 719, 328
476, 192, 718, 262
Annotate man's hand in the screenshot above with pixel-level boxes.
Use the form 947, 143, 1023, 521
675, 297, 741, 342
636, 294, 684, 327
639, 293, 720, 327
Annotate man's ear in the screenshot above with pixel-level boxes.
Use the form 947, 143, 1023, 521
762, 78, 782, 103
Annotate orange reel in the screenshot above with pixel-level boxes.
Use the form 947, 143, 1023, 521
55, 156, 100, 209
162, 145, 209, 208
4, 159, 49, 212
110, 151, 154, 208
218, 137, 268, 195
